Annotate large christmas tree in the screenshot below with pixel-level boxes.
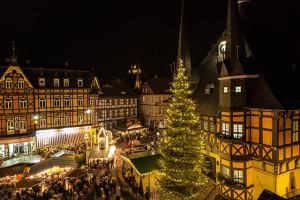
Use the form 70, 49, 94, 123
158, 59, 208, 200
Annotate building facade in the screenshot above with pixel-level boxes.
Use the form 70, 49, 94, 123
190, 0, 300, 199
98, 79, 138, 130
0, 59, 138, 158
139, 76, 171, 129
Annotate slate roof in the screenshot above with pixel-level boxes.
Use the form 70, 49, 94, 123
193, 0, 300, 113
99, 79, 137, 97
142, 77, 172, 95
23, 67, 93, 88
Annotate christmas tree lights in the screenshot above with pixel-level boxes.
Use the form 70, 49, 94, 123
158, 59, 208, 200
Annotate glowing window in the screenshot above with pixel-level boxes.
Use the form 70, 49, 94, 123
235, 86, 242, 93
223, 86, 228, 94
18, 78, 24, 88
54, 79, 60, 87
6, 78, 12, 88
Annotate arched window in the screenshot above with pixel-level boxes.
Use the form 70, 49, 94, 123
6, 78, 12, 88
4, 98, 12, 109
18, 78, 24, 88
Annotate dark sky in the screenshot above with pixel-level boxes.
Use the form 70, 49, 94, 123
0, 0, 299, 79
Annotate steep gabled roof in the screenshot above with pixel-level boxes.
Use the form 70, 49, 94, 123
142, 77, 171, 95
99, 79, 137, 97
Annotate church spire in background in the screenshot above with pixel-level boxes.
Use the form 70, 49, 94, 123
176, 0, 191, 80
10, 42, 18, 65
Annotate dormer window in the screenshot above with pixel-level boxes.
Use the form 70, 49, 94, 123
54, 79, 60, 87
235, 86, 242, 93
18, 78, 24, 88
223, 86, 228, 94
39, 78, 45, 86
64, 79, 69, 87
6, 78, 12, 88
78, 79, 83, 87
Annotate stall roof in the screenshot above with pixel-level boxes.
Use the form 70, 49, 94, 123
88, 147, 110, 159
28, 157, 76, 176
0, 155, 41, 168
51, 150, 75, 158
121, 151, 161, 175
16, 178, 42, 189
66, 168, 87, 178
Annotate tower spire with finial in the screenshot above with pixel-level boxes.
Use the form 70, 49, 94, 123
10, 42, 18, 65
176, 0, 191, 80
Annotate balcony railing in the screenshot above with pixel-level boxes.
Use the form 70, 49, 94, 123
282, 188, 300, 199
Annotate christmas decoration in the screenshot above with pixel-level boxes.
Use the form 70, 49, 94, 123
158, 59, 208, 200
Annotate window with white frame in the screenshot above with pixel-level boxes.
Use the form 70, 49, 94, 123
222, 165, 230, 177
54, 118, 60, 126
54, 97, 60, 107
222, 122, 230, 136
6, 78, 12, 88
90, 99, 95, 106
39, 78, 45, 86
39, 98, 46, 108
292, 120, 299, 143
19, 121, 27, 133
120, 99, 124, 105
18, 78, 24, 88
78, 113, 83, 124
19, 98, 27, 108
233, 169, 244, 183
120, 109, 124, 116
223, 86, 228, 94
4, 98, 12, 109
7, 120, 14, 134
233, 124, 243, 139
64, 79, 69, 87
78, 97, 83, 106
40, 118, 46, 128
78, 79, 83, 87
64, 97, 70, 107
54, 79, 60, 87
235, 86, 242, 93
64, 116, 70, 126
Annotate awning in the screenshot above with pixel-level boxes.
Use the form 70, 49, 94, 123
1, 155, 41, 168
121, 151, 161, 176
16, 178, 42, 188
51, 150, 75, 158
29, 157, 77, 176
0, 135, 34, 145
88, 147, 111, 159
66, 168, 86, 178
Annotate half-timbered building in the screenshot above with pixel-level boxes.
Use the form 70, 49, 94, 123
190, 0, 300, 199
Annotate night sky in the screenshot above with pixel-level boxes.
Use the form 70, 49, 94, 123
0, 0, 299, 79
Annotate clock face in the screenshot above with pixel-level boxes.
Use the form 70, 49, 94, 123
219, 41, 226, 54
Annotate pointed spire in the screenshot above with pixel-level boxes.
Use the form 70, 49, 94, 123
10, 42, 18, 65
222, 0, 245, 76
177, 0, 191, 79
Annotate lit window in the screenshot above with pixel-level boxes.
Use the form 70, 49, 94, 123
78, 97, 83, 106
120, 99, 124, 105
4, 98, 12, 109
54, 118, 60, 126
64, 79, 69, 87
6, 78, 12, 88
39, 98, 46, 108
19, 121, 27, 132
142, 97, 145, 102
40, 119, 46, 128
210, 122, 215, 132
64, 116, 70, 126
120, 108, 124, 116
203, 121, 208, 131
233, 169, 244, 183
222, 122, 230, 136
292, 121, 299, 143
235, 86, 242, 93
7, 120, 14, 134
233, 124, 243, 139
78, 113, 83, 124
54, 79, 60, 87
223, 86, 228, 94
222, 165, 230, 177
78, 79, 83, 87
18, 78, 24, 88
205, 88, 211, 95
39, 78, 45, 86
19, 98, 27, 108
64, 97, 70, 107
54, 97, 60, 107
